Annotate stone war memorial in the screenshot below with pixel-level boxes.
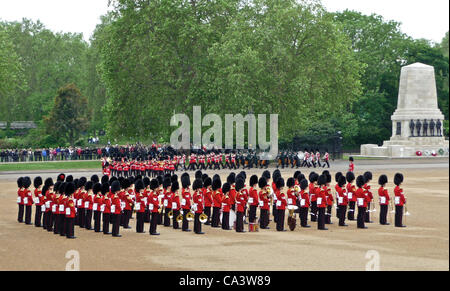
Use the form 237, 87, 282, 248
361, 63, 449, 158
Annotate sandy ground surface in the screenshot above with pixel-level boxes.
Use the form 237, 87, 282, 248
0, 159, 448, 271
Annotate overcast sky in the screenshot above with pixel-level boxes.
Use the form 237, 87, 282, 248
0, 0, 448, 43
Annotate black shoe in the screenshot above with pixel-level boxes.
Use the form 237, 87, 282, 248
195, 232, 205, 235
67, 236, 77, 239
205, 222, 211, 226
183, 229, 192, 232
104, 232, 112, 235
35, 225, 41, 227
85, 228, 93, 230
150, 232, 160, 236
339, 224, 349, 227
26, 223, 33, 225
396, 225, 407, 228
112, 234, 122, 237
319, 228, 328, 230
124, 226, 132, 229
302, 225, 311, 228
381, 223, 390, 226
358, 227, 368, 229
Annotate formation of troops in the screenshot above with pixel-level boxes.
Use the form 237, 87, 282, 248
101, 149, 332, 178
16, 166, 408, 239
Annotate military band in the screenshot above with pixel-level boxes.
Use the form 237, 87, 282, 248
16, 168, 409, 239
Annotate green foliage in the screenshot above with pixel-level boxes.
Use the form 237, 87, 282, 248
441, 31, 449, 58
96, 0, 363, 143
44, 84, 91, 145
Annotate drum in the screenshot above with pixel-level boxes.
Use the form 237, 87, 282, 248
249, 223, 259, 232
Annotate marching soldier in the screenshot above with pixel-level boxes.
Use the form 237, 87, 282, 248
394, 173, 407, 228
203, 177, 213, 225
275, 178, 287, 232
84, 181, 94, 230
346, 172, 357, 221
92, 183, 103, 232
110, 181, 123, 237
149, 179, 161, 235
211, 178, 222, 228
235, 178, 247, 233
64, 182, 77, 239
192, 179, 205, 234
134, 179, 146, 233
101, 182, 112, 235
181, 174, 192, 232
163, 177, 173, 227
316, 175, 328, 230
335, 174, 348, 227
171, 181, 181, 230
324, 173, 334, 225
33, 177, 43, 227
17, 177, 24, 223
378, 175, 390, 225
248, 175, 259, 224
22, 177, 33, 225
363, 172, 374, 223
143, 177, 151, 223
308, 172, 319, 222
355, 175, 368, 229
41, 178, 54, 230
258, 178, 270, 229
298, 178, 310, 228
221, 183, 232, 230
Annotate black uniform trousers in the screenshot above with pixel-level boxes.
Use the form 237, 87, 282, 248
111, 213, 121, 236
194, 213, 202, 233
94, 210, 101, 232
348, 201, 356, 220
144, 208, 151, 223
136, 212, 145, 232
325, 205, 332, 224
163, 208, 171, 227
222, 211, 230, 230
365, 202, 372, 222
79, 208, 86, 228
212, 207, 220, 227
103, 212, 111, 234
357, 207, 366, 228
58, 214, 66, 236
34, 205, 42, 227
173, 210, 180, 229
380, 205, 388, 225
236, 211, 244, 232
46, 212, 54, 231
276, 210, 285, 231
310, 201, 318, 222
317, 207, 326, 230
18, 204, 25, 223
150, 212, 158, 234
395, 206, 404, 227
122, 209, 131, 228
204, 207, 211, 225
272, 203, 278, 223
299, 207, 309, 227
182, 210, 190, 231
85, 209, 93, 229
338, 205, 347, 226
25, 205, 32, 224
249, 205, 257, 223
260, 209, 269, 229
65, 218, 75, 238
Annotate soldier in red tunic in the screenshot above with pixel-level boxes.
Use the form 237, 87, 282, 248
203, 177, 213, 225
235, 178, 247, 233
355, 175, 368, 229
64, 182, 77, 239
378, 175, 390, 225
22, 177, 33, 225
33, 177, 43, 227
335, 173, 348, 227
149, 179, 161, 235
316, 175, 328, 230
363, 172, 374, 223
193, 179, 205, 234
211, 178, 222, 228
394, 173, 407, 228
346, 172, 357, 221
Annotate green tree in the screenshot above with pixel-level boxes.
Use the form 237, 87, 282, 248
441, 31, 449, 58
44, 84, 91, 145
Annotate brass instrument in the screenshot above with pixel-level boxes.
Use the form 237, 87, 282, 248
186, 211, 194, 222
176, 214, 183, 223
199, 213, 208, 224
168, 210, 174, 219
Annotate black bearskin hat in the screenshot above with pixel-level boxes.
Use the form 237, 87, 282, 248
235, 179, 245, 191
204, 177, 212, 188
34, 176, 43, 188
163, 178, 172, 189
171, 181, 180, 192
317, 175, 327, 186
287, 178, 295, 188
250, 175, 258, 187
44, 177, 54, 187
134, 179, 144, 192
394, 173, 404, 186
338, 175, 347, 187
213, 174, 220, 182
59, 182, 67, 194
222, 182, 231, 194
111, 181, 121, 193
156, 176, 163, 186
356, 175, 365, 188
101, 183, 110, 195
101, 175, 109, 184
326, 173, 332, 184
181, 175, 191, 188
239, 171, 247, 179
91, 175, 99, 184
65, 182, 75, 196
53, 181, 61, 193
202, 174, 209, 182
121, 178, 130, 190
66, 175, 73, 183
227, 173, 236, 185
171, 175, 178, 184
143, 177, 150, 188
193, 179, 203, 191
93, 183, 102, 194
364, 172, 373, 183
150, 179, 159, 191
346, 172, 355, 183
13, 177, 23, 190
258, 177, 267, 189
85, 181, 93, 191
195, 170, 202, 180
378, 175, 388, 186
309, 172, 318, 183
335, 172, 343, 183
78, 177, 87, 188
57, 173, 65, 182
212, 179, 222, 191
300, 179, 308, 190
294, 171, 301, 180
22, 177, 32, 188
262, 170, 271, 180
276, 177, 285, 189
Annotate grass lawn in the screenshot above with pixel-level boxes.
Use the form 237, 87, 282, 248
0, 161, 101, 172
343, 155, 384, 161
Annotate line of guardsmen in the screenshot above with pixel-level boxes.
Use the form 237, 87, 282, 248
16, 169, 408, 238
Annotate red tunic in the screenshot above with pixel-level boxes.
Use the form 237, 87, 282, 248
299, 190, 310, 208
336, 185, 348, 206
193, 191, 204, 214
346, 183, 357, 202
258, 190, 270, 210
248, 187, 259, 207
181, 188, 192, 210
203, 188, 213, 207
394, 186, 406, 206
236, 190, 247, 213
378, 187, 390, 205
355, 188, 368, 208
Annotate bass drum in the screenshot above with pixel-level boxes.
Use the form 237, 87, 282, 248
297, 152, 305, 160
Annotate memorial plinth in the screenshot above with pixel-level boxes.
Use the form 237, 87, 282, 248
361, 63, 449, 157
